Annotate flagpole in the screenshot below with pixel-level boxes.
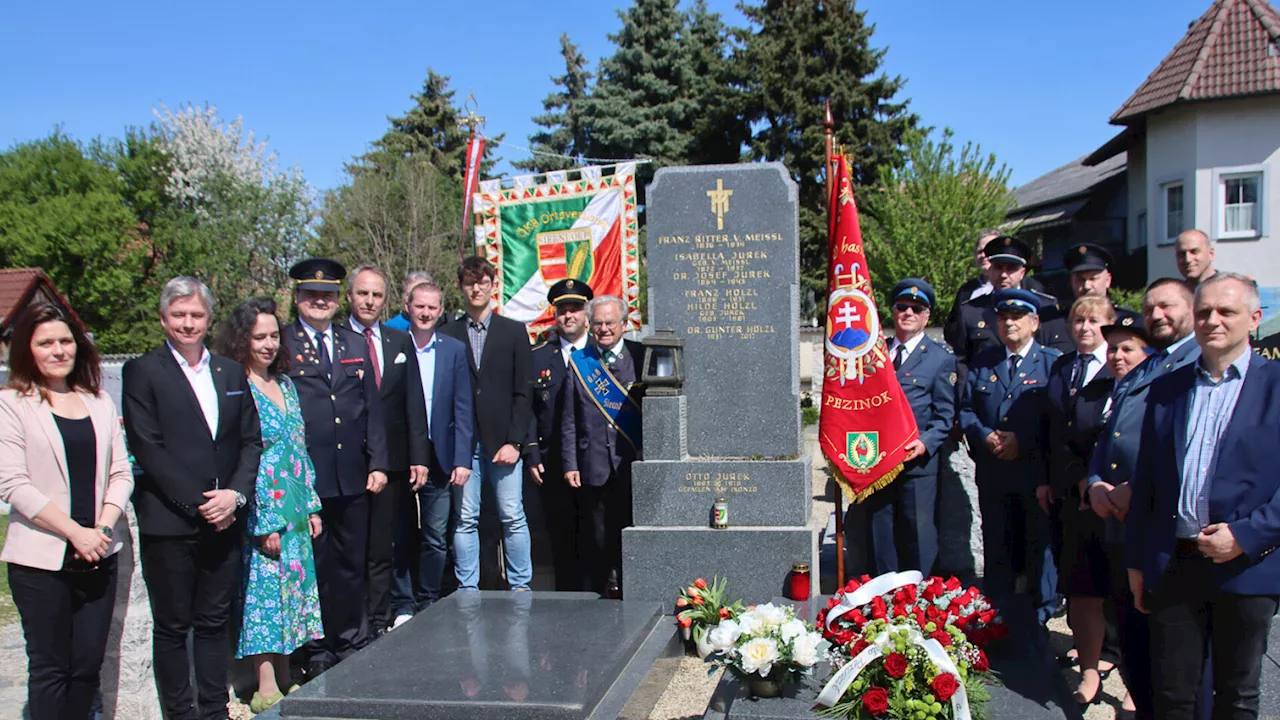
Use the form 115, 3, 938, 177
458, 94, 486, 260
824, 98, 845, 590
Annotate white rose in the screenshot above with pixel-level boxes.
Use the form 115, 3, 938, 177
738, 637, 779, 677
779, 618, 806, 643
753, 603, 789, 631
708, 619, 742, 651
791, 631, 824, 667
736, 610, 762, 636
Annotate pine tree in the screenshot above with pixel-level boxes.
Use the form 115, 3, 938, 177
736, 0, 920, 298
363, 69, 502, 182
682, 0, 748, 166
513, 34, 594, 173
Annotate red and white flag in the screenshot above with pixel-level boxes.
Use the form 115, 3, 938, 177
460, 135, 485, 257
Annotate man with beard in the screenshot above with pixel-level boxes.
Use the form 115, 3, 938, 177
526, 279, 593, 590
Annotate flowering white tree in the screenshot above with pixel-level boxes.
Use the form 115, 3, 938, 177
151, 103, 315, 304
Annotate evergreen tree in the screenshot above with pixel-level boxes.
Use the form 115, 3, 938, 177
736, 0, 920, 298
513, 34, 594, 173
364, 69, 502, 182
682, 0, 748, 166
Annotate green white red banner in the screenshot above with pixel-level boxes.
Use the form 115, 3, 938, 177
473, 163, 641, 339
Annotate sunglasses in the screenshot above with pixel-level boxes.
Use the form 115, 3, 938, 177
893, 303, 928, 314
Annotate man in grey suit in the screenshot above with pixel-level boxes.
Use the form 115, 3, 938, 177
562, 295, 645, 597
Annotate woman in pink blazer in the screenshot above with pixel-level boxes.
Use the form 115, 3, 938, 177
0, 303, 134, 720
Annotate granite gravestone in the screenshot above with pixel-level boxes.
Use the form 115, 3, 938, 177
624, 163, 817, 606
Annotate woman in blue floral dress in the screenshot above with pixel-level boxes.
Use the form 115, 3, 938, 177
217, 297, 323, 713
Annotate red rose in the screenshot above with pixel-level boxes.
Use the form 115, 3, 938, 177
816, 610, 828, 626
850, 610, 868, 625
859, 574, 872, 583
861, 687, 889, 716
851, 638, 871, 656
903, 584, 918, 604
978, 609, 996, 625
931, 630, 952, 647
694, 578, 708, 590
871, 597, 887, 620
944, 576, 962, 591
883, 652, 909, 679
827, 597, 840, 610
893, 604, 908, 619
953, 615, 969, 631
893, 589, 906, 604
973, 648, 990, 673
835, 630, 856, 646
931, 673, 959, 702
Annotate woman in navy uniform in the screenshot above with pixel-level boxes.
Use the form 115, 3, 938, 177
958, 288, 1062, 623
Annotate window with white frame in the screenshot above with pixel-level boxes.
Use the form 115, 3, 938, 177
1219, 171, 1262, 238
1162, 182, 1184, 242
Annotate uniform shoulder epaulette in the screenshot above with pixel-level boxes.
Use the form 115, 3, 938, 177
532, 340, 548, 352
939, 341, 955, 355
1042, 345, 1064, 360
1030, 289, 1061, 308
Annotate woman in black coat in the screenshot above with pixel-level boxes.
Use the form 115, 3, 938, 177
1038, 295, 1120, 706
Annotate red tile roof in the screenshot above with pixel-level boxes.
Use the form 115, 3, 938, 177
0, 268, 82, 334
1111, 0, 1280, 123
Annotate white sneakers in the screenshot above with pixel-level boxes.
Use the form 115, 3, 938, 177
391, 614, 412, 630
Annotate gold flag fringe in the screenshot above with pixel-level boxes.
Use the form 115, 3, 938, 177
827, 460, 907, 505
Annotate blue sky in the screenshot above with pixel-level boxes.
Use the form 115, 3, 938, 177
0, 0, 1216, 192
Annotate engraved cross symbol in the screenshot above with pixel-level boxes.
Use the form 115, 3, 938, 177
836, 302, 861, 330
594, 379, 611, 394
707, 178, 733, 230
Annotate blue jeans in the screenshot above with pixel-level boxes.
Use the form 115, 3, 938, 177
452, 442, 532, 590
390, 470, 453, 614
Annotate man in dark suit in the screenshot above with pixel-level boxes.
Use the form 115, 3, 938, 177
391, 280, 474, 617
345, 264, 429, 635
947, 236, 1070, 383
122, 276, 262, 720
1127, 273, 1279, 720
959, 288, 1062, 623
282, 258, 390, 677
858, 279, 955, 576
527, 279, 593, 591
440, 256, 534, 591
562, 294, 646, 596
1063, 243, 1141, 323
1088, 278, 1201, 720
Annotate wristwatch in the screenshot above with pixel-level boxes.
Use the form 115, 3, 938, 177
97, 525, 113, 539
233, 490, 247, 508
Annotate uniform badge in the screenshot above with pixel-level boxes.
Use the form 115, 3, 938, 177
977, 321, 986, 329
949, 372, 957, 386
989, 374, 998, 382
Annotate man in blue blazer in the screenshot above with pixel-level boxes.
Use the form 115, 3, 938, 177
389, 280, 474, 619
959, 288, 1061, 623
1126, 273, 1279, 720
858, 279, 955, 576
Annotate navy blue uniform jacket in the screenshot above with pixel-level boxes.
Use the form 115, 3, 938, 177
283, 321, 390, 498
1127, 352, 1280, 595
895, 334, 957, 476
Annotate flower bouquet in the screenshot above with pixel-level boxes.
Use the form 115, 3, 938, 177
813, 571, 1004, 719
704, 602, 829, 698
675, 577, 746, 658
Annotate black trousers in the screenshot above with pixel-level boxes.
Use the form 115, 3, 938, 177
9, 554, 118, 720
1148, 554, 1278, 720
140, 531, 241, 720
366, 471, 407, 631
577, 471, 632, 595
539, 459, 580, 591
306, 493, 370, 665
861, 469, 938, 576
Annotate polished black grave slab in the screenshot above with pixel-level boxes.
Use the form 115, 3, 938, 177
280, 592, 669, 720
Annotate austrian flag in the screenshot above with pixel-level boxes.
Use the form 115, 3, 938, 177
819, 156, 919, 503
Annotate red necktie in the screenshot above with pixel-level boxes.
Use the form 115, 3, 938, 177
363, 327, 382, 388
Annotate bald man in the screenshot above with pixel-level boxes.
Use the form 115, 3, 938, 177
1174, 230, 1217, 287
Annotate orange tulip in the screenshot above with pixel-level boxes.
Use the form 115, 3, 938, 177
694, 578, 708, 590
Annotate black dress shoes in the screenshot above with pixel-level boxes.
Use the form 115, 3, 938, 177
306, 661, 333, 682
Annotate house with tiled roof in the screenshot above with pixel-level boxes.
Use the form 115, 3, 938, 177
0, 268, 81, 359
1083, 0, 1280, 285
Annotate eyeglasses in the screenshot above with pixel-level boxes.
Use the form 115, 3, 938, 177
591, 320, 621, 329
893, 303, 928, 315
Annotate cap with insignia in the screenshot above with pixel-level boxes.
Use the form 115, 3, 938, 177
992, 287, 1041, 316
1064, 243, 1113, 273
290, 258, 347, 292
890, 278, 936, 309
547, 278, 594, 307
1101, 314, 1152, 345
983, 235, 1033, 267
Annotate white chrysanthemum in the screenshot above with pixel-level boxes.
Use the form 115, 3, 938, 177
738, 637, 779, 677
779, 618, 806, 643
792, 631, 824, 667
708, 619, 742, 651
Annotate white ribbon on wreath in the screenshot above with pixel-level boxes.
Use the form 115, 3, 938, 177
814, 625, 971, 720
824, 570, 923, 632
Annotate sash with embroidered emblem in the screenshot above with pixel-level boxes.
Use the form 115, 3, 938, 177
568, 346, 642, 452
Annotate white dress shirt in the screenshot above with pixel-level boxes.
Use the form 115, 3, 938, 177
559, 334, 589, 367
888, 332, 926, 366
969, 280, 994, 301
168, 342, 218, 436
301, 323, 335, 366
414, 332, 439, 428
1005, 339, 1036, 368
1081, 344, 1108, 386
349, 317, 384, 375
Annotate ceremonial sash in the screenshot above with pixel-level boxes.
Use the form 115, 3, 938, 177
569, 346, 642, 452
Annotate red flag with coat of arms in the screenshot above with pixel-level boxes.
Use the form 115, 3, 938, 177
819, 155, 919, 503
